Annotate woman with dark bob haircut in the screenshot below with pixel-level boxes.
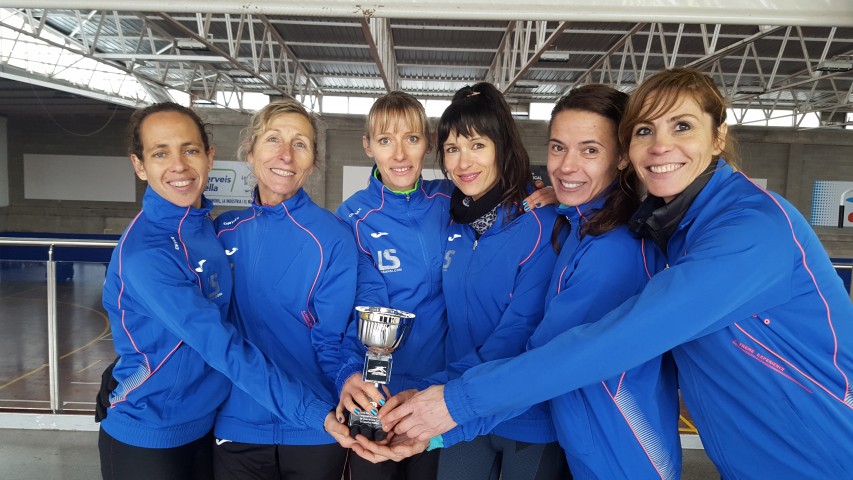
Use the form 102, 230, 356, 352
400, 82, 570, 479
381, 69, 853, 479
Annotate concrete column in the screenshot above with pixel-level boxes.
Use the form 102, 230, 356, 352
784, 143, 805, 211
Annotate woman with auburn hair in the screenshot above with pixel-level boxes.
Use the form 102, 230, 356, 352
380, 68, 853, 479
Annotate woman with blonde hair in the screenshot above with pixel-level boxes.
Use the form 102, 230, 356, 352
212, 99, 357, 479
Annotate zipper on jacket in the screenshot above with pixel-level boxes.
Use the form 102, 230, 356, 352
472, 239, 478, 251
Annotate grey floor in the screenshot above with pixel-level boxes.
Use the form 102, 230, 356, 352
0, 428, 721, 479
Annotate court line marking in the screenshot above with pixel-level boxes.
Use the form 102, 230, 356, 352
679, 414, 699, 434
75, 359, 103, 374
0, 296, 111, 392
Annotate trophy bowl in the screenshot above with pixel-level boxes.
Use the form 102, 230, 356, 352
355, 306, 415, 353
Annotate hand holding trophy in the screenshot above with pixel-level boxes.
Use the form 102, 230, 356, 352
348, 306, 415, 441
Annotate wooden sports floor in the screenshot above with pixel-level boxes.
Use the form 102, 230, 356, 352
0, 261, 113, 413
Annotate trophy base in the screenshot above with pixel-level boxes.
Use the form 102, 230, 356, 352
347, 411, 387, 441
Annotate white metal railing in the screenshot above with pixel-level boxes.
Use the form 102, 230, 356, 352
0, 237, 117, 413
0, 236, 851, 425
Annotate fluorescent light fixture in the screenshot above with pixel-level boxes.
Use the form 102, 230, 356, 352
816, 60, 853, 72
735, 86, 765, 95
95, 53, 228, 62
515, 81, 540, 89
540, 51, 570, 63
177, 39, 209, 51
227, 69, 254, 78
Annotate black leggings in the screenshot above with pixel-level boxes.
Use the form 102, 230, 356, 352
347, 448, 440, 480
213, 440, 348, 480
437, 434, 570, 480
99, 427, 213, 480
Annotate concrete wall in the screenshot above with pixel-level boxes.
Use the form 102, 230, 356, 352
0, 117, 8, 210
0, 109, 137, 235
1, 108, 852, 257
732, 126, 853, 257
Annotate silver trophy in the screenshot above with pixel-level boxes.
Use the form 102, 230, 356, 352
348, 306, 415, 440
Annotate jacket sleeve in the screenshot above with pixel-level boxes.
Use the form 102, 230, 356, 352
444, 206, 795, 425
123, 249, 334, 429
446, 232, 654, 442
429, 216, 559, 385
311, 230, 359, 382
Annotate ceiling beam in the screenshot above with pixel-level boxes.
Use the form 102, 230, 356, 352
360, 16, 398, 92
13, 1, 853, 26
0, 64, 142, 107
486, 20, 568, 93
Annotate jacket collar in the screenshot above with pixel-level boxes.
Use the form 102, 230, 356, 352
629, 159, 730, 252
142, 186, 212, 227
368, 165, 427, 205
250, 186, 309, 216
556, 189, 609, 230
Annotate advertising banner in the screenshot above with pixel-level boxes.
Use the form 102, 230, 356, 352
206, 160, 254, 207
811, 181, 853, 228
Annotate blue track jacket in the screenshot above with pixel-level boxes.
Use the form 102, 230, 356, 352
102, 187, 334, 449
444, 197, 681, 479
435, 202, 562, 444
335, 172, 452, 395
444, 163, 853, 479
213, 188, 357, 445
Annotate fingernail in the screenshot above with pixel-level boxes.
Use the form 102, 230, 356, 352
379, 398, 386, 406
354, 408, 361, 415
338, 416, 344, 423
371, 409, 378, 416
523, 206, 530, 212
522, 200, 528, 206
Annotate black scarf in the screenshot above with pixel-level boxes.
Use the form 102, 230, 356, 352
629, 162, 717, 254
449, 184, 504, 236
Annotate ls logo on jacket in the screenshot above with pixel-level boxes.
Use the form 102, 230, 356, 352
377, 249, 402, 273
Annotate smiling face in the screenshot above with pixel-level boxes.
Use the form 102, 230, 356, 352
131, 110, 214, 209
547, 109, 623, 207
441, 129, 499, 200
628, 94, 727, 203
365, 116, 428, 192
248, 112, 315, 205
